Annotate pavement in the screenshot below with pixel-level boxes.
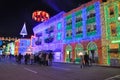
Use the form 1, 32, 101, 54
0, 59, 120, 80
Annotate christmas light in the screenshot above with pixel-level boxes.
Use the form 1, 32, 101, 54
111, 40, 120, 43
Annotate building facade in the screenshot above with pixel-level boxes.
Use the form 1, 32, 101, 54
101, 0, 120, 66
63, 0, 102, 64
32, 12, 65, 62
32, 0, 120, 66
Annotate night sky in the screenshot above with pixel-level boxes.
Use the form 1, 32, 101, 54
0, 0, 91, 38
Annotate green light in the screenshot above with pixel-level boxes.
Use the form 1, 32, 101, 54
75, 34, 83, 38
86, 5, 94, 12
104, 1, 120, 40
86, 17, 96, 24
66, 25, 72, 30
111, 40, 120, 43
75, 10, 82, 16
76, 22, 82, 27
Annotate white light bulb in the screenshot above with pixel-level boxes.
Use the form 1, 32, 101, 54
118, 16, 120, 21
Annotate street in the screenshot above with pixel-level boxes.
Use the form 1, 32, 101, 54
0, 60, 120, 80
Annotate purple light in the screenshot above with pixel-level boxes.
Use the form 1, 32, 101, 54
33, 12, 65, 62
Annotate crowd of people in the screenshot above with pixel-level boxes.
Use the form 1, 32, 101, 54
0, 51, 95, 68
79, 52, 93, 68
15, 51, 54, 66
0, 51, 54, 67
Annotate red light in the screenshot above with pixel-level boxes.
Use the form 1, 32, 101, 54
32, 10, 50, 22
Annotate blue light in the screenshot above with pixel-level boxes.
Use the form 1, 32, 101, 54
63, 2, 101, 44
18, 39, 31, 55
84, 2, 101, 40
57, 22, 62, 30
0, 40, 3, 46
57, 33, 61, 40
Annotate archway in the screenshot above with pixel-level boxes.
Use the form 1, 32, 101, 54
75, 44, 84, 63
65, 45, 72, 62
87, 42, 98, 63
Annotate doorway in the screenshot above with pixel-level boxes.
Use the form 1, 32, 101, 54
65, 45, 72, 62
75, 44, 84, 63
87, 42, 98, 63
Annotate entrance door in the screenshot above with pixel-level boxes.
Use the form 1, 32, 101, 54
65, 45, 72, 62
87, 42, 98, 63
109, 44, 120, 66
66, 51, 72, 62
89, 50, 98, 63
75, 44, 84, 63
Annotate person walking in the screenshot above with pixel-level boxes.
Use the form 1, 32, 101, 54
79, 52, 84, 68
18, 53, 22, 64
38, 53, 42, 65
24, 53, 29, 65
84, 52, 89, 67
30, 53, 34, 65
48, 52, 54, 66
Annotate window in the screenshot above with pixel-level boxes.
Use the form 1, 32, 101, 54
87, 10, 96, 19
57, 22, 62, 30
76, 27, 83, 34
87, 23, 96, 32
35, 32, 42, 37
45, 26, 54, 34
66, 19, 72, 25
76, 15, 82, 22
35, 37, 42, 45
109, 6, 114, 17
57, 33, 61, 40
110, 23, 117, 36
66, 30, 72, 37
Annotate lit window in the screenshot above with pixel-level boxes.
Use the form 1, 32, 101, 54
110, 23, 117, 36
57, 22, 62, 30
57, 33, 61, 40
109, 6, 114, 17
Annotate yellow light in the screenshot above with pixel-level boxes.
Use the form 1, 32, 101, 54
79, 52, 83, 56
67, 51, 69, 54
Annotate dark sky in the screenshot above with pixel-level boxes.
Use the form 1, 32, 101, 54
0, 0, 90, 38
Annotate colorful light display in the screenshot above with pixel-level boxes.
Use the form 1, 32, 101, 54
32, 12, 65, 62
32, 10, 50, 22
20, 23, 27, 37
32, 0, 120, 66
64, 1, 101, 43
18, 39, 31, 55
103, 0, 120, 66
33, 1, 102, 64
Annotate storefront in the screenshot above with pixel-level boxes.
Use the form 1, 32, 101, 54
108, 43, 120, 66
87, 42, 98, 63
75, 44, 84, 63
65, 44, 73, 62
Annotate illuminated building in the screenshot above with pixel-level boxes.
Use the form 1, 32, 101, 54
0, 37, 18, 55
32, 12, 65, 62
32, 0, 120, 66
63, 0, 102, 64
17, 39, 31, 55
101, 0, 120, 66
